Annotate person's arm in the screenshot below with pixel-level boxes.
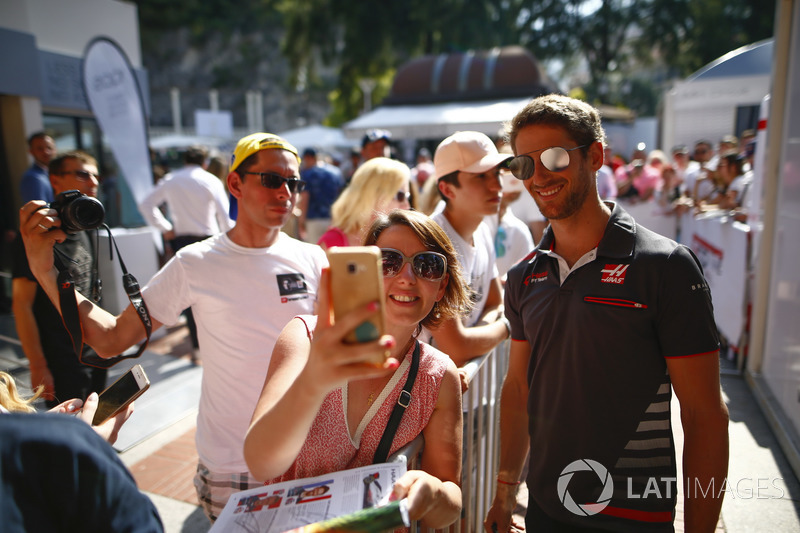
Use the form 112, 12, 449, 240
484, 339, 531, 533
666, 352, 729, 533
392, 359, 463, 529
296, 190, 310, 241
138, 179, 173, 234
19, 201, 163, 357
244, 269, 397, 481
428, 278, 508, 366
11, 277, 54, 400
51, 393, 135, 445
211, 182, 234, 232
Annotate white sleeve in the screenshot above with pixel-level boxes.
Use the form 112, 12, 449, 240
138, 178, 173, 233
211, 180, 234, 232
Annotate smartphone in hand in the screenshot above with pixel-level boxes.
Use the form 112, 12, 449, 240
327, 246, 387, 361
92, 364, 150, 426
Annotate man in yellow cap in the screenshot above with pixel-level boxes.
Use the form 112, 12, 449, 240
18, 132, 329, 522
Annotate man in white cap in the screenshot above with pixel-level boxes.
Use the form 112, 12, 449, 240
428, 131, 512, 366
18, 132, 328, 522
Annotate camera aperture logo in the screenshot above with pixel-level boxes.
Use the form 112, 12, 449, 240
558, 459, 614, 516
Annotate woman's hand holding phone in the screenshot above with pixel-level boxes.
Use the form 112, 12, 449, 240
49, 393, 134, 444
300, 268, 399, 395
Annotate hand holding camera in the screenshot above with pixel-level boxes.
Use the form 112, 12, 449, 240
47, 189, 105, 234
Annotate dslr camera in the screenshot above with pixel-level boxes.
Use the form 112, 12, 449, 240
50, 189, 105, 234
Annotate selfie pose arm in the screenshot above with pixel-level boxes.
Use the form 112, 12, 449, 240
11, 276, 54, 399
19, 201, 162, 357
245, 269, 396, 481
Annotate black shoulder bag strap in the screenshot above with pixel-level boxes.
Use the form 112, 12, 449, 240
373, 340, 420, 464
57, 224, 152, 368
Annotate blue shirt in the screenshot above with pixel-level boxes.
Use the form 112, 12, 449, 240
300, 163, 343, 219
0, 413, 163, 532
20, 163, 53, 204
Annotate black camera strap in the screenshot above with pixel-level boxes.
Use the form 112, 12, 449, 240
57, 224, 152, 369
373, 340, 420, 464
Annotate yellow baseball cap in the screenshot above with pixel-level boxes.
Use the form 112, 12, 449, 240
229, 132, 300, 173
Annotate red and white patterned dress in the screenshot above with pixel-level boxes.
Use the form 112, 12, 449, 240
266, 315, 449, 485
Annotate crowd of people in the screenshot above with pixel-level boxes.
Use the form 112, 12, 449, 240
604, 132, 756, 223
6, 94, 732, 533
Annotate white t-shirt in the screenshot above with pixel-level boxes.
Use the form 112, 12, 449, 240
728, 171, 753, 205
431, 212, 498, 327
142, 232, 327, 473
509, 187, 546, 224
484, 210, 535, 280
140, 164, 234, 236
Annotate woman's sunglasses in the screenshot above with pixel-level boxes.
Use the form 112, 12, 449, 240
380, 248, 447, 281
244, 171, 307, 193
395, 190, 411, 203
506, 145, 587, 181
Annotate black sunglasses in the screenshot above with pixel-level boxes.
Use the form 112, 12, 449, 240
381, 248, 447, 281
506, 145, 587, 181
244, 172, 306, 193
60, 169, 99, 181
395, 190, 411, 203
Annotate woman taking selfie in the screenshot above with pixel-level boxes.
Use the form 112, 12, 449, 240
244, 210, 470, 529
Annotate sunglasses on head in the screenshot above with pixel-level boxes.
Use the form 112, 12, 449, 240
380, 248, 447, 281
244, 172, 306, 193
60, 169, 99, 181
506, 145, 587, 181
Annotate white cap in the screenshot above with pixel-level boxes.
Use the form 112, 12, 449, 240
433, 131, 512, 179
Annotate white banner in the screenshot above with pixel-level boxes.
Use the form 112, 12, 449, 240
681, 213, 750, 346
82, 37, 152, 205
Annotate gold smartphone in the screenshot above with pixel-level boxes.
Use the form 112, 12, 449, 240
92, 364, 150, 425
327, 247, 387, 362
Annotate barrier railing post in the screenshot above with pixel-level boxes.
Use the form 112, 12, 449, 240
390, 339, 511, 533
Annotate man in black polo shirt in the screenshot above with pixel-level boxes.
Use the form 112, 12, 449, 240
485, 95, 729, 533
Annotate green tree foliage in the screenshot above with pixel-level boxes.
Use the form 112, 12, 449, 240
277, 0, 529, 123
133, 0, 776, 122
638, 0, 775, 76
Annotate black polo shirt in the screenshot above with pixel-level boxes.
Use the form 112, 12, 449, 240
505, 202, 719, 532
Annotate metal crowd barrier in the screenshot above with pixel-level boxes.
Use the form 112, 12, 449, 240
390, 339, 511, 533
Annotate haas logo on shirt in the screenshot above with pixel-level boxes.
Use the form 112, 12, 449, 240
601, 264, 629, 284
278, 273, 309, 303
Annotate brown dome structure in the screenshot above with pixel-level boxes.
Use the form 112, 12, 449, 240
383, 46, 556, 106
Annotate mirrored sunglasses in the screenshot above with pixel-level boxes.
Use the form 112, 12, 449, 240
380, 248, 447, 281
244, 172, 306, 193
506, 145, 587, 181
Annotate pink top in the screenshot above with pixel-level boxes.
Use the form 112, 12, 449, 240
267, 315, 449, 485
317, 226, 349, 249
633, 164, 662, 195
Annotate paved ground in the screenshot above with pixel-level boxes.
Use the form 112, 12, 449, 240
2, 313, 799, 532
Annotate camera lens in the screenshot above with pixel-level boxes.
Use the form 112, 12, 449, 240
53, 191, 105, 233
69, 197, 105, 230
348, 263, 357, 274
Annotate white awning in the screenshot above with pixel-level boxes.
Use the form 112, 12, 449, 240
278, 124, 359, 151
342, 97, 532, 140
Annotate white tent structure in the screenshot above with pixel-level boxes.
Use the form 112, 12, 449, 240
278, 124, 358, 152
661, 39, 773, 150
343, 97, 532, 141
342, 46, 559, 143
